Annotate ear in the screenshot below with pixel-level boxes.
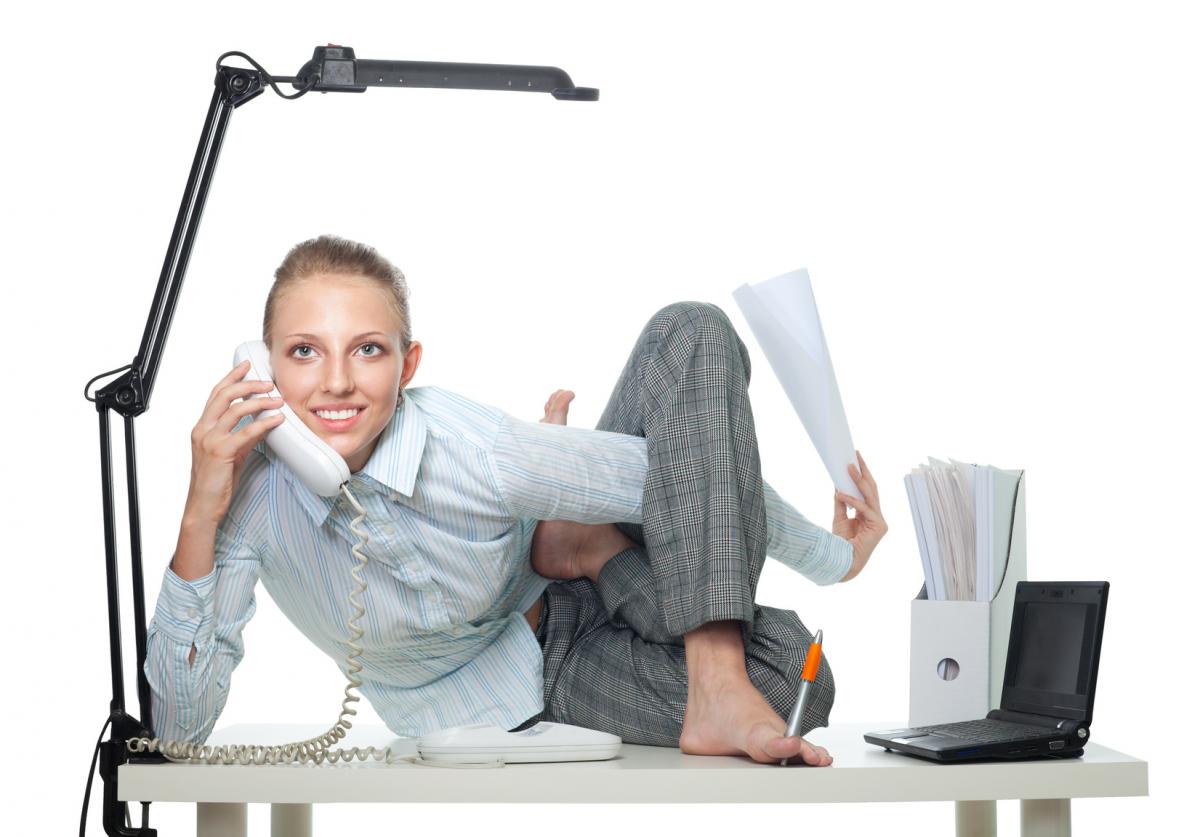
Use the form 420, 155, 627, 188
399, 341, 423, 390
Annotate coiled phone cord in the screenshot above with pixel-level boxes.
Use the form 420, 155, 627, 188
127, 482, 501, 768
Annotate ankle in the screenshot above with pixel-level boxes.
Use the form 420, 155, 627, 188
583, 526, 637, 581
683, 620, 750, 687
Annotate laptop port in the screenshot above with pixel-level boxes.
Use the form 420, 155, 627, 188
1049, 741, 1065, 751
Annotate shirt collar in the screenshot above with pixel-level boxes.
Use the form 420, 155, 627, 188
267, 392, 429, 528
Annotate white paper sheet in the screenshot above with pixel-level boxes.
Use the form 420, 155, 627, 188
905, 471, 942, 600
733, 269, 862, 501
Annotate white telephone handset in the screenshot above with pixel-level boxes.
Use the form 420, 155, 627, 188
232, 340, 350, 497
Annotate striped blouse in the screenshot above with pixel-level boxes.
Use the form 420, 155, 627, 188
144, 384, 852, 742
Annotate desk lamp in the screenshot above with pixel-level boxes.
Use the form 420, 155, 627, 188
81, 45, 597, 837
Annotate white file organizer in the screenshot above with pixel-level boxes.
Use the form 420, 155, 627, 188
908, 471, 1027, 727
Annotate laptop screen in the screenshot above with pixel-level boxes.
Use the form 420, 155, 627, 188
1000, 582, 1109, 723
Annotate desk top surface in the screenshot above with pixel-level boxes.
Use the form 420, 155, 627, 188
119, 721, 1148, 804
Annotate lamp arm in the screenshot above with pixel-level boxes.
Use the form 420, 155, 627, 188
295, 44, 599, 100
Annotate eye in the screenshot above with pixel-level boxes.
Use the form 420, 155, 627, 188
289, 344, 314, 359
359, 342, 383, 357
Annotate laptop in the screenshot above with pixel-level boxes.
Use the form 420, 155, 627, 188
865, 581, 1109, 763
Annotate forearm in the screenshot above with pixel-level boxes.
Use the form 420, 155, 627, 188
144, 568, 226, 743
145, 625, 234, 744
146, 515, 259, 739
492, 416, 647, 524
763, 481, 853, 585
171, 516, 218, 582
173, 520, 217, 667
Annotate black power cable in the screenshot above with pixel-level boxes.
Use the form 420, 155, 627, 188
79, 716, 112, 837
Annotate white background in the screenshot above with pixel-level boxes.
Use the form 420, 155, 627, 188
3, 1, 1195, 834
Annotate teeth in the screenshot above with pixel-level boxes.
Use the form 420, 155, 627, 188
316, 409, 361, 421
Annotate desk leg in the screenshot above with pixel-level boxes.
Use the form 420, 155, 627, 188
1021, 799, 1071, 836
272, 802, 314, 837
955, 800, 997, 837
197, 803, 247, 837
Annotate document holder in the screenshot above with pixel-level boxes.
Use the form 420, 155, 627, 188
908, 470, 1027, 727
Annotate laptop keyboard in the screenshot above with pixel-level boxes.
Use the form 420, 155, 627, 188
917, 719, 1054, 743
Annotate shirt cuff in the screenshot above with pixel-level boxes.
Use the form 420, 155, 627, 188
150, 563, 218, 645
808, 532, 855, 586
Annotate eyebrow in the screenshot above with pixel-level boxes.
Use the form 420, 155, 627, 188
284, 332, 390, 343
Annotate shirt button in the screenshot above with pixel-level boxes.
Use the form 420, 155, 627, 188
186, 607, 199, 618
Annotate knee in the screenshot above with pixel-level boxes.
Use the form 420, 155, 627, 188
645, 301, 750, 376
649, 301, 737, 342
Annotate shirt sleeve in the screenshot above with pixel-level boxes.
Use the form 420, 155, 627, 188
763, 480, 854, 585
143, 513, 261, 744
491, 412, 647, 524
491, 412, 852, 584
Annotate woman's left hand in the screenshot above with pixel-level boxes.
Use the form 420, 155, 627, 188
832, 450, 888, 582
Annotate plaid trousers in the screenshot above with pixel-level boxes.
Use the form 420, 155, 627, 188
524, 301, 835, 746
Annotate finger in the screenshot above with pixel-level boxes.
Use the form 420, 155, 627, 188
203, 375, 272, 418
834, 491, 848, 523
202, 379, 277, 427
214, 411, 284, 459
857, 450, 879, 497
210, 360, 250, 397
847, 461, 874, 504
841, 490, 882, 527
848, 456, 880, 509
835, 489, 873, 519
206, 360, 254, 407
232, 414, 282, 469
215, 395, 284, 434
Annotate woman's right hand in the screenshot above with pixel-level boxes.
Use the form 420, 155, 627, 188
183, 359, 286, 528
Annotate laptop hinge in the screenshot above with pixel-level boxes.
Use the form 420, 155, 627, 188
987, 709, 1076, 731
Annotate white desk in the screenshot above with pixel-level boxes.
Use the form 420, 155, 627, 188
118, 721, 1148, 837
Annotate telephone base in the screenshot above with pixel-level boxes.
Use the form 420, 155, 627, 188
416, 722, 621, 764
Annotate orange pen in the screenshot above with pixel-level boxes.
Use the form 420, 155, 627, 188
780, 629, 823, 765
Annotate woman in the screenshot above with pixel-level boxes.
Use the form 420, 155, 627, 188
145, 234, 887, 767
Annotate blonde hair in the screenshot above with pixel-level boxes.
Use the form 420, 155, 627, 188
263, 234, 413, 352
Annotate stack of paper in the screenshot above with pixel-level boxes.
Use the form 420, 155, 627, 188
905, 459, 1023, 601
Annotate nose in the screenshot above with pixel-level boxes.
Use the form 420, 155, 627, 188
321, 353, 355, 395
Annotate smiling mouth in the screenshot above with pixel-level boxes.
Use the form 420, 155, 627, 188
313, 408, 365, 429
313, 407, 364, 420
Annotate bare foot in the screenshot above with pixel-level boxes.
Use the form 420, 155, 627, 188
680, 675, 833, 767
531, 518, 637, 581
541, 389, 575, 425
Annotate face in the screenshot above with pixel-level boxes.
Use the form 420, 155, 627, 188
268, 273, 422, 474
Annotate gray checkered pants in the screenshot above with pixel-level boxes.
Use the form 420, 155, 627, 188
521, 301, 835, 747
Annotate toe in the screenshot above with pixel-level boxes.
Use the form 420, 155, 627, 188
795, 739, 833, 767
746, 723, 800, 764
542, 390, 575, 426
